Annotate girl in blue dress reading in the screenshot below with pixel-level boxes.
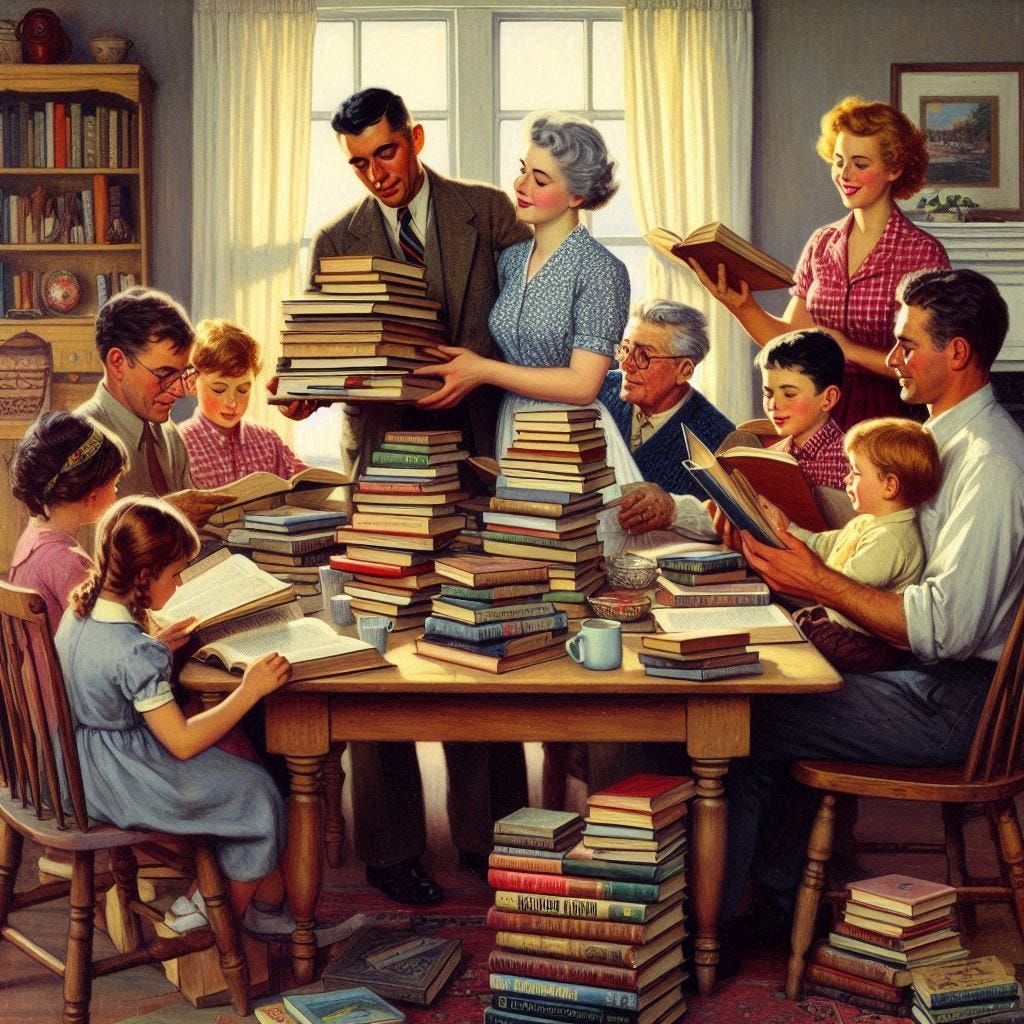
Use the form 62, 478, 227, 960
413, 110, 640, 484
56, 496, 293, 922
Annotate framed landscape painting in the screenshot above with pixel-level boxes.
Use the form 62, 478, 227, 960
892, 63, 1024, 219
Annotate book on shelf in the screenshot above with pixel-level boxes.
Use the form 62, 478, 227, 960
318, 254, 427, 278
485, 900, 685, 947
910, 955, 1019, 1009
243, 506, 347, 533
655, 577, 771, 608
486, 944, 683, 992
651, 604, 802, 644
811, 942, 911, 986
283, 986, 406, 1024
587, 775, 695, 814
488, 988, 685, 1024
192, 600, 386, 680
321, 927, 462, 1008
414, 636, 566, 673
846, 875, 957, 917
645, 222, 794, 292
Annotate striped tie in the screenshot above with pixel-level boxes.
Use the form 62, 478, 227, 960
398, 206, 426, 267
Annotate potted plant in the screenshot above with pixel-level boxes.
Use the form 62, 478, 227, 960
917, 190, 980, 222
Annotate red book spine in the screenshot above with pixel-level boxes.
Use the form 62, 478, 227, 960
833, 920, 906, 950
812, 943, 905, 986
486, 907, 648, 946
489, 870, 605, 899
53, 103, 66, 167
488, 950, 639, 991
92, 173, 109, 245
489, 854, 565, 876
357, 481, 438, 494
803, 963, 903, 1003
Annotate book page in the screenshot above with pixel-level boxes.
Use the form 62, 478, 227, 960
652, 604, 802, 643
198, 601, 302, 645
151, 554, 291, 629
199, 616, 375, 666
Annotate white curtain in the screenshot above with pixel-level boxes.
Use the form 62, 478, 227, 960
623, 0, 754, 424
191, 0, 316, 435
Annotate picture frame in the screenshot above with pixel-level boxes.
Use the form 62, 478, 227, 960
891, 62, 1024, 220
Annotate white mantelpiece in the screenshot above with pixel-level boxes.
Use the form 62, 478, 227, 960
919, 222, 1024, 371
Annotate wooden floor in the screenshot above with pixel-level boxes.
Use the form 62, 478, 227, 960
1, 744, 1021, 1023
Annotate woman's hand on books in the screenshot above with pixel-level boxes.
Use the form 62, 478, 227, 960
412, 345, 487, 409
154, 615, 199, 652
757, 495, 790, 536
618, 483, 676, 534
241, 651, 292, 699
688, 258, 752, 312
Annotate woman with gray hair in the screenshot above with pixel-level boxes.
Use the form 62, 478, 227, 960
414, 110, 643, 490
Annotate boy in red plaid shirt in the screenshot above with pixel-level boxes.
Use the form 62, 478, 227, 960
179, 319, 306, 488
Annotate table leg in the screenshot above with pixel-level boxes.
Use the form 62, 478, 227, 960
284, 753, 325, 985
690, 757, 729, 996
322, 742, 347, 868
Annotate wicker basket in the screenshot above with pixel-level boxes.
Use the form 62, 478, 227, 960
0, 331, 51, 420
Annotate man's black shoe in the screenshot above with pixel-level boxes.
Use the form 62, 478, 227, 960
365, 857, 444, 905
457, 850, 489, 880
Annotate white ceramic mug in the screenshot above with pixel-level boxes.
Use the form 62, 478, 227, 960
565, 618, 622, 671
357, 614, 394, 654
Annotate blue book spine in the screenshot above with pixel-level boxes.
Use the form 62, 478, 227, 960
682, 461, 780, 548
657, 552, 746, 572
643, 662, 764, 681
489, 974, 639, 1010
424, 612, 568, 643
495, 481, 575, 504
421, 632, 559, 659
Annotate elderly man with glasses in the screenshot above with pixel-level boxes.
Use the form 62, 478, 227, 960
600, 299, 735, 534
76, 287, 232, 527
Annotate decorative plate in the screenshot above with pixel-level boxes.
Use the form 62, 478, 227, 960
42, 269, 82, 315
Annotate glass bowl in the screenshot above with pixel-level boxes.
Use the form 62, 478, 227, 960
588, 590, 652, 623
605, 553, 658, 591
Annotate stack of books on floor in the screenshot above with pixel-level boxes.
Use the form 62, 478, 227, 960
332, 430, 469, 629
416, 553, 569, 672
273, 254, 446, 403
226, 505, 348, 614
637, 629, 761, 681
486, 783, 690, 1024
804, 873, 967, 1015
654, 550, 770, 608
909, 954, 1021, 1024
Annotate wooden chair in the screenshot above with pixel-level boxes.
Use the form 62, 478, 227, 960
785, 591, 1024, 999
0, 581, 250, 1023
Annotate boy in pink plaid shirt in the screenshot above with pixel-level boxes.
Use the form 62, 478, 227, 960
179, 319, 306, 488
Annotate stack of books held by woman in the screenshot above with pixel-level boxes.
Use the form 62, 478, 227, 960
637, 629, 761, 682
486, 780, 691, 1024
415, 553, 569, 672
331, 430, 468, 629
654, 550, 769, 609
803, 874, 967, 1015
272, 254, 446, 403
909, 955, 1021, 1024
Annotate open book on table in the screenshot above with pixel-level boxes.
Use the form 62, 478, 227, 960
206, 465, 351, 516
652, 604, 803, 644
645, 223, 794, 292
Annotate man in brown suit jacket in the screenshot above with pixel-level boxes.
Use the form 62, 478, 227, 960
305, 88, 530, 906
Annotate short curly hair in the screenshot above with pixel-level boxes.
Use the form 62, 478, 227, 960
527, 111, 619, 211
844, 417, 941, 507
816, 96, 929, 200
192, 318, 263, 378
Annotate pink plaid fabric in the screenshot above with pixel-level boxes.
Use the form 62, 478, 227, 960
179, 413, 306, 489
791, 207, 949, 427
771, 416, 849, 489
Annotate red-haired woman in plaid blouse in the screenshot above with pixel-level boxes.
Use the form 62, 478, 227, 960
691, 97, 950, 430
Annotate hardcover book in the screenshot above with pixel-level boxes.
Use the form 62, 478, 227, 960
414, 636, 567, 674
910, 955, 1019, 1009
208, 465, 350, 513
318, 254, 427, 278
587, 775, 695, 814
284, 985, 406, 1024
433, 553, 551, 587
495, 808, 584, 839
489, 988, 682, 1024
847, 875, 957, 917
651, 605, 802, 645
486, 945, 683, 992
244, 506, 347, 533
321, 928, 462, 1008
485, 901, 685, 946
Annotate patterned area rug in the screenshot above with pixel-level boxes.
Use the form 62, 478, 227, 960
112, 883, 912, 1024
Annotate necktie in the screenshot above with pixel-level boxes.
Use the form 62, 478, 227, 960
397, 206, 425, 267
142, 422, 169, 496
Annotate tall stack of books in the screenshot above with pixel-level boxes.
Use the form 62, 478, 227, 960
273, 254, 445, 403
910, 955, 1021, 1024
486, 779, 691, 1024
416, 553, 569, 673
637, 630, 761, 682
331, 430, 469, 629
654, 551, 770, 609
803, 873, 968, 1015
226, 505, 348, 613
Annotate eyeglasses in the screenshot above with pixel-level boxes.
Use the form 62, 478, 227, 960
614, 343, 682, 371
126, 354, 197, 395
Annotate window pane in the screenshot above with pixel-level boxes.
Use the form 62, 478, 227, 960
305, 122, 364, 239
312, 22, 354, 112
361, 21, 448, 112
419, 119, 451, 177
499, 22, 585, 111
591, 21, 624, 111
606, 244, 649, 309
590, 120, 640, 238
498, 118, 526, 198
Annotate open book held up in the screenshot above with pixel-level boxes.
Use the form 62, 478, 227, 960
646, 223, 794, 292
207, 465, 350, 513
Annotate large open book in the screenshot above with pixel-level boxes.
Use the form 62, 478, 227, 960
207, 465, 350, 513
194, 601, 387, 680
150, 549, 294, 631
652, 604, 803, 644
646, 223, 794, 292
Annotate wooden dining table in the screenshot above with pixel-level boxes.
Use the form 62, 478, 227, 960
180, 630, 841, 995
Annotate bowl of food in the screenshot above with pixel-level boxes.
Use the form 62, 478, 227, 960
588, 589, 652, 623
605, 553, 658, 591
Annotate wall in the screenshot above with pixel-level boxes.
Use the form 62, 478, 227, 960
0, 0, 193, 306
752, 0, 1024, 318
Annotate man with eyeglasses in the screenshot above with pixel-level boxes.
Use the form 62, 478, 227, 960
76, 287, 233, 526
598, 299, 735, 535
